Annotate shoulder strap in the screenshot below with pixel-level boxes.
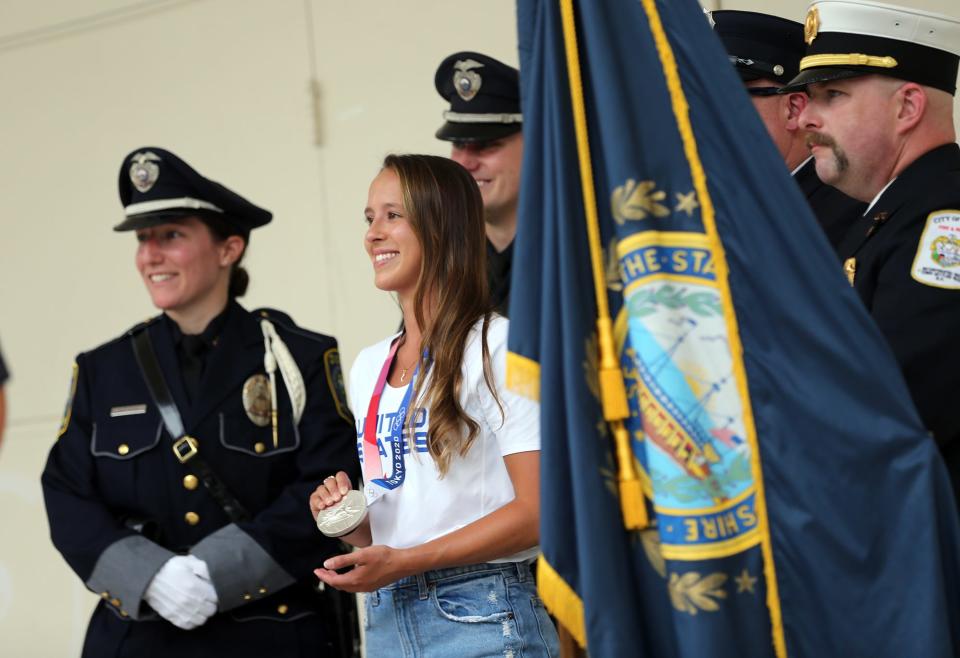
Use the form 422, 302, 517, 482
132, 329, 186, 438
132, 329, 251, 523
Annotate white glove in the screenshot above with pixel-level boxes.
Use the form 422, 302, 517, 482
144, 555, 219, 630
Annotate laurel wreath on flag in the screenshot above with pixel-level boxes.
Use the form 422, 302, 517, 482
668, 572, 729, 615
611, 179, 670, 224
628, 284, 721, 318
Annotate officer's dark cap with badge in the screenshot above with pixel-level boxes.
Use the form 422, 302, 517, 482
782, 0, 960, 95
710, 10, 805, 86
115, 147, 272, 233
434, 51, 522, 144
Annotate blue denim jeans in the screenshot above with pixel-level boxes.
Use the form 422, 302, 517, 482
364, 561, 560, 658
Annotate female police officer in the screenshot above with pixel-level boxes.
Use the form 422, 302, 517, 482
41, 147, 359, 657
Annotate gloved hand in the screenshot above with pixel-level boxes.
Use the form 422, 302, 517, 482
144, 555, 218, 630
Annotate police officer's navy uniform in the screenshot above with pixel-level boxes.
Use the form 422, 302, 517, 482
711, 9, 866, 253
435, 51, 521, 316
41, 148, 359, 657
783, 1, 960, 499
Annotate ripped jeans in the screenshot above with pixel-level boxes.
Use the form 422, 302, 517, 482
363, 561, 560, 658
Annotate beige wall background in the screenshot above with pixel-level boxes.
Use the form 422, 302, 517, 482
0, 0, 956, 655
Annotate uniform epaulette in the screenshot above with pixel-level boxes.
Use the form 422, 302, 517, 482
254, 308, 332, 343
124, 315, 162, 338
89, 315, 161, 353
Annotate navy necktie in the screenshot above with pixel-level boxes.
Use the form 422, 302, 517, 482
179, 334, 208, 405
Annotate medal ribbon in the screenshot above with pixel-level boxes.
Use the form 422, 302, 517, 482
361, 337, 421, 491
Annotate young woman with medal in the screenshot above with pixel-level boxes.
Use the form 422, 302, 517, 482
309, 154, 560, 657
41, 147, 360, 658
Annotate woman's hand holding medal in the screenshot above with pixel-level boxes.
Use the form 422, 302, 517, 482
309, 472, 370, 541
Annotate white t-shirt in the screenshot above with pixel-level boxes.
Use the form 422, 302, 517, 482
348, 315, 539, 563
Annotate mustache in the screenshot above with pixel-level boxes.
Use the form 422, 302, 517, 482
806, 132, 836, 149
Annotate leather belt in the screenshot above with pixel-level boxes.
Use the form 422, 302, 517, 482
132, 329, 251, 523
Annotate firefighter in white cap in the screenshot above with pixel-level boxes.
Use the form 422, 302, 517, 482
783, 0, 960, 502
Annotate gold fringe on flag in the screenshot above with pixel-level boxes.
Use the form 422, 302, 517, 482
537, 555, 587, 648
506, 352, 542, 402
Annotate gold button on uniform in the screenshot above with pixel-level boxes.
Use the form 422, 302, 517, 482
243, 593, 252, 601
258, 586, 268, 595
120, 610, 129, 617
183, 475, 199, 490
184, 512, 200, 525
110, 598, 121, 607
117, 444, 130, 456
277, 604, 288, 615
254, 442, 266, 454
101, 592, 109, 599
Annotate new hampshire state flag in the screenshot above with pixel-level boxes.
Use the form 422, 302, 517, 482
506, 0, 960, 656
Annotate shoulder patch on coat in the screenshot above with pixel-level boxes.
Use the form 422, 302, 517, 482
323, 347, 353, 423
911, 210, 960, 289
58, 362, 79, 438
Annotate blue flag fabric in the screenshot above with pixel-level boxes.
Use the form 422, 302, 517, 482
507, 1, 960, 656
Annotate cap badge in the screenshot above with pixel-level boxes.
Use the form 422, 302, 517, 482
129, 151, 162, 193
773, 64, 785, 76
453, 59, 484, 102
804, 6, 820, 45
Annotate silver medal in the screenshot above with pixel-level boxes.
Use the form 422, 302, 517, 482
315, 489, 368, 537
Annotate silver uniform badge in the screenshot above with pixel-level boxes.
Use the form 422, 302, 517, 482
316, 489, 368, 537
453, 59, 484, 101
129, 151, 162, 193
242, 374, 272, 427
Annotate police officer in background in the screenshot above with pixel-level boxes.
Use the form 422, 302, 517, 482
711, 9, 866, 251
435, 52, 523, 316
783, 1, 960, 501
42, 147, 360, 657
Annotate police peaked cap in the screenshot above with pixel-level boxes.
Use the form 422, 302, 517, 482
710, 10, 805, 86
782, 0, 960, 95
115, 147, 272, 232
434, 51, 522, 143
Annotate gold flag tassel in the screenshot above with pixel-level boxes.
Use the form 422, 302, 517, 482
561, 0, 647, 531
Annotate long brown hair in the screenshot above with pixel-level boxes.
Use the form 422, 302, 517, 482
383, 153, 501, 476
